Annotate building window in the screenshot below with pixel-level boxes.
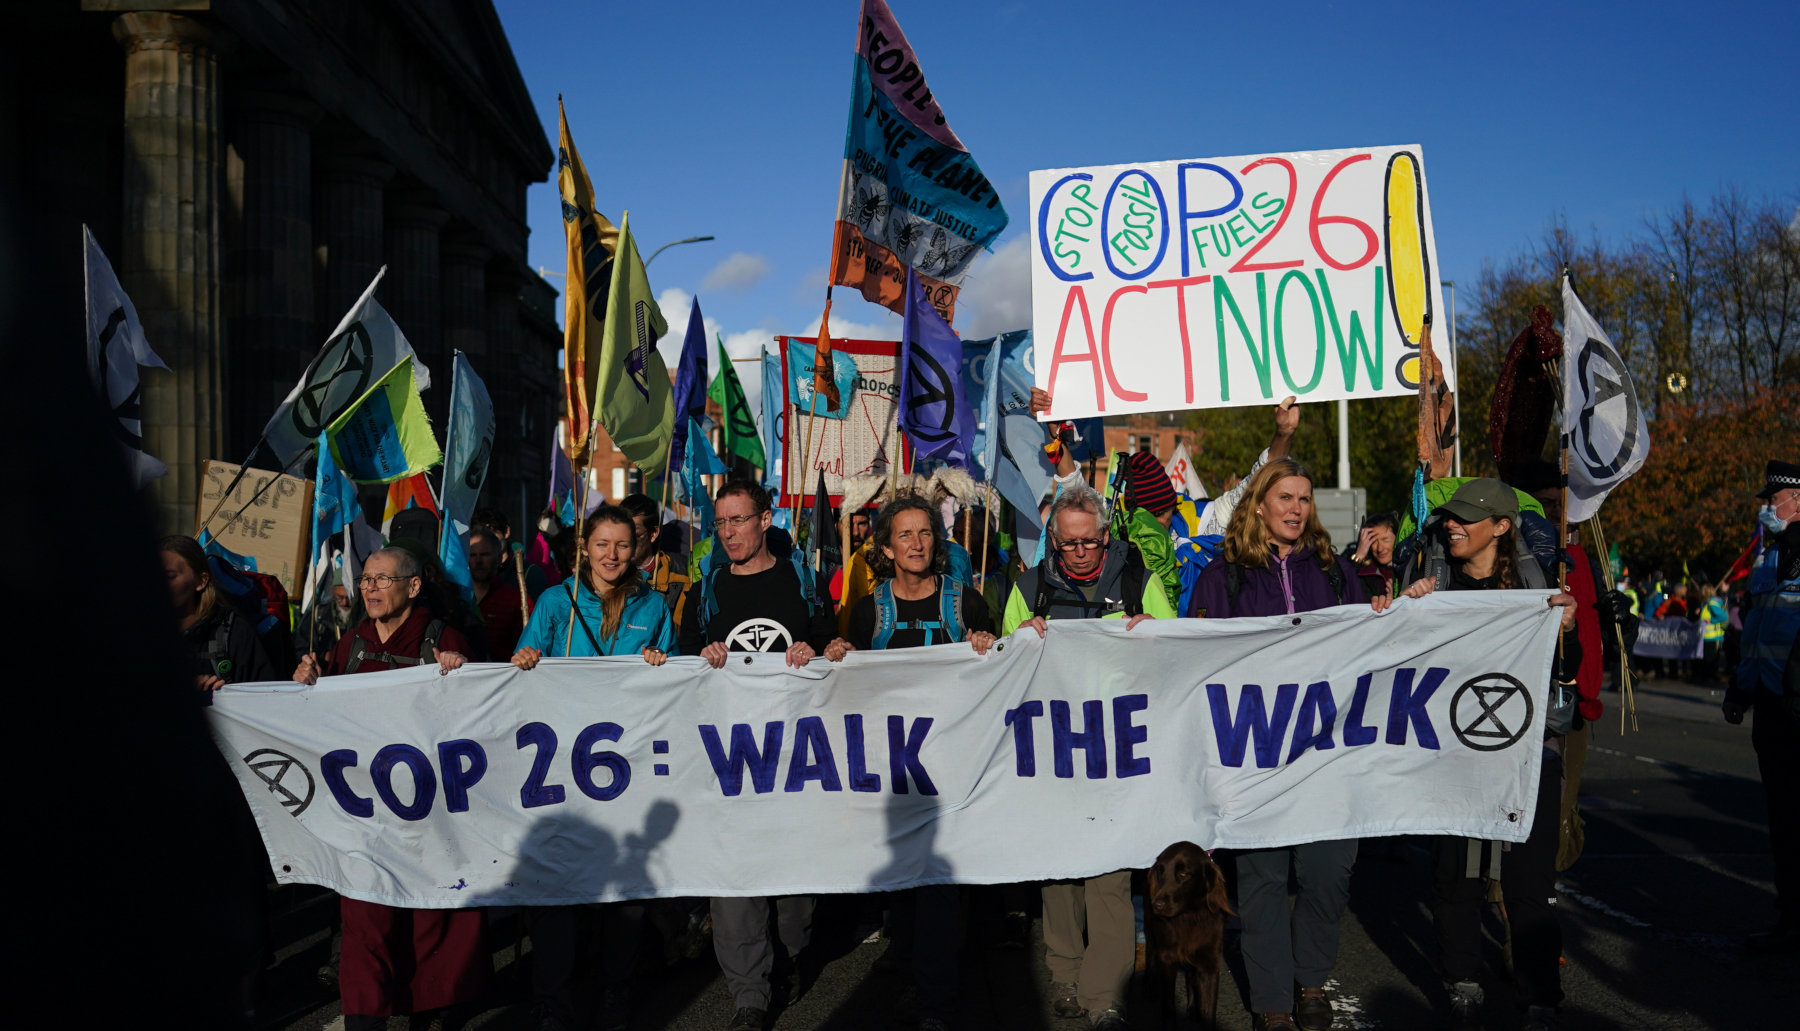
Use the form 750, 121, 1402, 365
611, 467, 626, 500
1135, 434, 1154, 455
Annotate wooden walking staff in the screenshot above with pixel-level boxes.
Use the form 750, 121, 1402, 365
1584, 515, 1640, 732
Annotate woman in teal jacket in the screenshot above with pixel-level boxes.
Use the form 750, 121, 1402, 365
507, 503, 675, 1029
512, 502, 677, 665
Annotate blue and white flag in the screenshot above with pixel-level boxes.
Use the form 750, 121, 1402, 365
306, 431, 361, 611
83, 225, 169, 488
438, 353, 495, 604
899, 269, 976, 467
760, 350, 786, 490
961, 329, 1104, 481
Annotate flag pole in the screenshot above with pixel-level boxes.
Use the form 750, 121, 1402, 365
564, 417, 600, 656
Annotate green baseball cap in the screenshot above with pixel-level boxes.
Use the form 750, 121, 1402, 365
1435, 477, 1520, 523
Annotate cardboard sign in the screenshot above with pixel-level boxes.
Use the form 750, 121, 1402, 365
1030, 145, 1449, 419
197, 460, 314, 594
778, 337, 911, 506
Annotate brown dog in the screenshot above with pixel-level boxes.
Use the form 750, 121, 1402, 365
1145, 841, 1232, 1029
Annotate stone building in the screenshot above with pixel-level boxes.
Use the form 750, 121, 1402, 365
31, 1, 559, 534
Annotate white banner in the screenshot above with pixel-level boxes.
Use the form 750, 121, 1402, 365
209, 593, 1558, 909
1030, 145, 1449, 419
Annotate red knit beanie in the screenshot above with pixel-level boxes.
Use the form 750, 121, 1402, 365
1123, 450, 1177, 514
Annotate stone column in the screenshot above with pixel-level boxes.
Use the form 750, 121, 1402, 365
384, 190, 448, 417
114, 11, 225, 533
441, 232, 489, 360
225, 86, 321, 459
311, 147, 393, 336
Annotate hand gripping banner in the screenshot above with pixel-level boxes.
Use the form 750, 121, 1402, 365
209, 592, 1559, 908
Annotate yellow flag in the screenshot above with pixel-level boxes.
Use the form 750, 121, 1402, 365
557, 99, 620, 465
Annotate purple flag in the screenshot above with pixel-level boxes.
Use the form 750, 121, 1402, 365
667, 298, 710, 477
899, 268, 976, 466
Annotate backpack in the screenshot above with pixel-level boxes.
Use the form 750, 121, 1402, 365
344, 618, 447, 674
200, 610, 238, 680
206, 555, 294, 668
872, 577, 967, 649
1212, 555, 1347, 618
1027, 541, 1149, 620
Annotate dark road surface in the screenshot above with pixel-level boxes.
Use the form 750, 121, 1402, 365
269, 676, 1790, 1031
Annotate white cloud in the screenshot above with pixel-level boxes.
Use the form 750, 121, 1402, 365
798, 305, 901, 343
951, 235, 1032, 340
700, 252, 771, 293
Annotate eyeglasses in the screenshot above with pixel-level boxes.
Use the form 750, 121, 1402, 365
358, 574, 415, 590
1052, 536, 1107, 553
893, 529, 934, 545
711, 513, 761, 530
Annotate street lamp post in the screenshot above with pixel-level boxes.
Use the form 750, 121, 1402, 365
646, 235, 715, 266
1445, 280, 1461, 477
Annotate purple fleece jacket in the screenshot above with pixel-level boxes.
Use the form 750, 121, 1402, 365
1191, 547, 1370, 618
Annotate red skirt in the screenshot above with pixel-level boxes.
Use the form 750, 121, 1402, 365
339, 897, 490, 1016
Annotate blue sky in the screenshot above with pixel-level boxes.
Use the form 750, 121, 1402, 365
495, 0, 1799, 385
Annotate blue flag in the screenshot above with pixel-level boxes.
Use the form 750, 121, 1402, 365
760, 350, 785, 491
680, 419, 723, 532
899, 268, 976, 467
668, 299, 710, 477
438, 353, 495, 604
308, 430, 361, 610
961, 329, 1104, 477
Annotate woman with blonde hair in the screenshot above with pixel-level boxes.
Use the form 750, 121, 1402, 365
1189, 457, 1382, 1031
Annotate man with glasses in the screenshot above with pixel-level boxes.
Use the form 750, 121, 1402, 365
291, 547, 484, 1030
677, 480, 837, 1031
1001, 485, 1174, 1031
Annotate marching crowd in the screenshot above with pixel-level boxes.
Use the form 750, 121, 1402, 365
160, 402, 1800, 1031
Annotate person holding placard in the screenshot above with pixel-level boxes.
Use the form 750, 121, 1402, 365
824, 494, 999, 1031
510, 505, 674, 1031
292, 546, 483, 1031
1396, 478, 1582, 1031
1002, 483, 1173, 1031
1189, 459, 1377, 1031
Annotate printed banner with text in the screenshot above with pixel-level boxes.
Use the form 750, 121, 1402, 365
210, 593, 1558, 908
1030, 145, 1449, 419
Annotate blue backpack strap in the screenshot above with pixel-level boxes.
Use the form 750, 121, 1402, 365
787, 546, 819, 615
872, 580, 898, 650
939, 576, 966, 643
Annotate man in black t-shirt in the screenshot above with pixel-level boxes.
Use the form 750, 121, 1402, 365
825, 495, 996, 1030
677, 481, 836, 1031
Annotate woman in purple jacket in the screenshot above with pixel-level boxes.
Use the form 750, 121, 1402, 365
1191, 458, 1384, 1031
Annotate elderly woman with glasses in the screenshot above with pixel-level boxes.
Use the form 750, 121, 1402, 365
290, 546, 482, 1030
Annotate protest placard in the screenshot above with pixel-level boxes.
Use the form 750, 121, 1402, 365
1029, 145, 1449, 419
779, 337, 911, 506
197, 460, 314, 593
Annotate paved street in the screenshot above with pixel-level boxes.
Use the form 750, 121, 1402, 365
269, 676, 1789, 1031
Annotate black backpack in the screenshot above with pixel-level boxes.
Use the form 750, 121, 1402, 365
344, 619, 447, 673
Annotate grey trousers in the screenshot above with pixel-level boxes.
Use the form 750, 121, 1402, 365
1042, 870, 1135, 1014
1236, 839, 1359, 1012
710, 895, 815, 1010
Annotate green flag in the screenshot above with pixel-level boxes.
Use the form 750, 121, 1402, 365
708, 336, 766, 468
595, 212, 674, 476
326, 356, 442, 484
